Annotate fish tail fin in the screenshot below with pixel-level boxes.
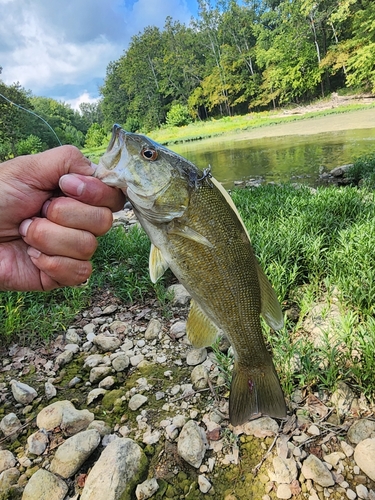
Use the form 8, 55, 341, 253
229, 360, 286, 426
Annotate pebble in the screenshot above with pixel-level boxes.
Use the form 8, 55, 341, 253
348, 419, 375, 445
10, 380, 38, 405
341, 441, 355, 457
144, 318, 162, 340
168, 284, 191, 306
22, 468, 68, 500
111, 354, 130, 371
27, 430, 49, 455
0, 413, 21, 440
36, 400, 94, 436
186, 348, 208, 366
89, 366, 112, 383
0, 450, 16, 473
177, 420, 207, 468
130, 354, 145, 366
170, 320, 187, 338
87, 388, 107, 405
93, 334, 121, 352
135, 477, 159, 499
241, 417, 279, 438
276, 484, 292, 499
198, 474, 212, 493
98, 376, 116, 389
346, 489, 357, 500
356, 484, 369, 499
55, 350, 74, 366
271, 456, 298, 483
128, 394, 148, 411
301, 455, 335, 487
45, 382, 57, 400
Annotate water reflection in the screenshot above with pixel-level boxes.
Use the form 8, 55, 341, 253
171, 128, 375, 188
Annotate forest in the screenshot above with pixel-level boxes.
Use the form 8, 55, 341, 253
0, 0, 374, 160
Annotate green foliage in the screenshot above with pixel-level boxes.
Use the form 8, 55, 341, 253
347, 152, 375, 187
166, 104, 192, 127
84, 123, 108, 148
16, 134, 44, 155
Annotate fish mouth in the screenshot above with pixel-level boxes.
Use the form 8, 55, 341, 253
107, 123, 125, 153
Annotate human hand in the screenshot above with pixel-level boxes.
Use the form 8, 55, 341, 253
0, 145, 125, 291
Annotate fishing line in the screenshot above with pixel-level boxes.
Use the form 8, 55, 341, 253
0, 91, 62, 146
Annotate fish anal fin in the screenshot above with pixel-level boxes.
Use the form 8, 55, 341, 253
229, 361, 287, 426
167, 223, 214, 248
256, 261, 284, 331
187, 299, 220, 348
149, 244, 169, 283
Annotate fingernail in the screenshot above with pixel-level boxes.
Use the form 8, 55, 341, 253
60, 174, 85, 196
41, 200, 51, 218
91, 162, 98, 171
19, 219, 33, 237
27, 247, 41, 259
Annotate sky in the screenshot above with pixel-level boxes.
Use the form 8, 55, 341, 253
0, 0, 198, 109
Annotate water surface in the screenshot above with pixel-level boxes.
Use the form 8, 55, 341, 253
171, 108, 375, 188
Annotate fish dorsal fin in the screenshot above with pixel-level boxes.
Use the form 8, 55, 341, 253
187, 299, 221, 348
167, 223, 214, 248
149, 244, 169, 283
256, 260, 284, 331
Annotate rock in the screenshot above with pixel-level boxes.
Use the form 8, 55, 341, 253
87, 420, 112, 437
102, 304, 118, 315
10, 380, 38, 405
276, 484, 292, 499
144, 318, 162, 340
330, 164, 352, 177
271, 456, 298, 483
130, 354, 144, 366
0, 413, 21, 440
135, 478, 159, 499
186, 348, 207, 366
99, 376, 116, 389
348, 419, 375, 444
242, 417, 279, 438
83, 323, 96, 336
168, 284, 191, 306
64, 343, 80, 354
323, 451, 345, 467
111, 354, 130, 372
89, 366, 112, 384
346, 489, 357, 500
55, 350, 74, 367
45, 382, 57, 401
0, 467, 20, 490
27, 430, 49, 455
356, 484, 369, 499
22, 468, 68, 500
301, 454, 334, 487
87, 388, 107, 405
50, 429, 101, 478
191, 364, 209, 389
36, 400, 94, 436
80, 438, 147, 500
354, 438, 375, 481
65, 328, 81, 344
177, 420, 207, 468
128, 394, 148, 411
84, 354, 104, 369
170, 321, 187, 339
93, 334, 121, 352
0, 450, 16, 473
341, 441, 354, 457
198, 474, 212, 493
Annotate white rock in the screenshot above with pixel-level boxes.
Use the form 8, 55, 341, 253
301, 454, 334, 487
346, 489, 357, 500
241, 417, 279, 438
36, 400, 94, 436
191, 364, 209, 389
93, 334, 121, 352
144, 318, 162, 340
111, 354, 130, 372
45, 382, 57, 401
186, 348, 207, 366
64, 343, 80, 354
130, 354, 144, 366
55, 350, 74, 367
0, 467, 20, 490
170, 321, 187, 338
135, 478, 159, 499
10, 380, 37, 405
168, 284, 191, 306
354, 438, 375, 481
22, 468, 68, 500
276, 484, 292, 499
0, 413, 21, 440
99, 376, 116, 389
0, 450, 16, 473
27, 430, 49, 455
84, 354, 104, 368
198, 475, 212, 493
356, 484, 369, 499
87, 388, 107, 405
307, 425, 320, 436
128, 394, 148, 411
271, 456, 298, 483
323, 452, 345, 467
348, 419, 375, 444
89, 366, 112, 383
341, 441, 354, 457
50, 429, 101, 478
177, 420, 206, 468
80, 438, 147, 500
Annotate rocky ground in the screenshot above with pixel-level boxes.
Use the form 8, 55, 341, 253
1, 203, 375, 500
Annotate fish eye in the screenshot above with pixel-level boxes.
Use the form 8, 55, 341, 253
141, 147, 158, 161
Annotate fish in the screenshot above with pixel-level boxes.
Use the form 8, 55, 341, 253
94, 124, 287, 426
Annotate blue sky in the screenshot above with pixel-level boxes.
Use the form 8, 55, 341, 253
0, 0, 199, 109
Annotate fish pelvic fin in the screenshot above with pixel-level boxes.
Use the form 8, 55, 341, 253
167, 223, 214, 248
187, 299, 221, 348
256, 261, 284, 331
229, 360, 287, 426
149, 244, 169, 283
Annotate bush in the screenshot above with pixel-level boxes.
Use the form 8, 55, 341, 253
85, 123, 108, 148
166, 104, 192, 127
16, 135, 44, 156
347, 153, 375, 187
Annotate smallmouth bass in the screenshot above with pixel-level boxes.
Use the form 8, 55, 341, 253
95, 124, 287, 425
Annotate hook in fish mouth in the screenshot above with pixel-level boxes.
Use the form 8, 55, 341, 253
107, 123, 125, 152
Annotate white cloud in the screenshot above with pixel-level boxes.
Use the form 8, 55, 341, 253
0, 0, 195, 101
65, 91, 100, 111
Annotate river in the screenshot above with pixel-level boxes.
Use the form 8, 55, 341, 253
170, 108, 375, 188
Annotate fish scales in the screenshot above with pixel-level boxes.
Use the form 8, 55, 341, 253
94, 125, 287, 425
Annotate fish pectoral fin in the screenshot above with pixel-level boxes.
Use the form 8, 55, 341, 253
229, 360, 287, 426
187, 299, 220, 348
256, 261, 284, 331
149, 244, 169, 283
167, 223, 214, 248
